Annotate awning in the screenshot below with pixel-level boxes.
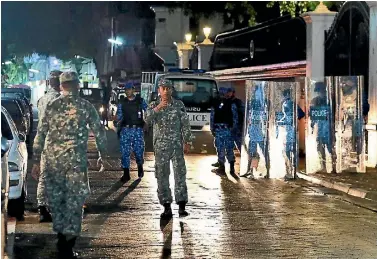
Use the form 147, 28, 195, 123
208, 60, 306, 81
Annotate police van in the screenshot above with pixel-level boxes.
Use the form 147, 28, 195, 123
141, 68, 219, 131
141, 69, 219, 153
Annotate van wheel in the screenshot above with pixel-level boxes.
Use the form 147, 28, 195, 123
8, 188, 25, 221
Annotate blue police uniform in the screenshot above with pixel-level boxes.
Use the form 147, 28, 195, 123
117, 83, 148, 181
210, 87, 238, 175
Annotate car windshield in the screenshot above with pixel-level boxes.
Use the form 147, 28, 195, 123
168, 79, 217, 107
2, 88, 31, 100
80, 88, 104, 103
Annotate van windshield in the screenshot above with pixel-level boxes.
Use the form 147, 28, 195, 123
168, 79, 217, 108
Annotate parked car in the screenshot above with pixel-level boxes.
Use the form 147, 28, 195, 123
80, 87, 110, 123
2, 87, 31, 103
1, 96, 31, 134
1, 107, 28, 220
1, 136, 11, 258
1, 99, 29, 136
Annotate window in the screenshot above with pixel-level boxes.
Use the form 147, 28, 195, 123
168, 79, 217, 106
1, 113, 13, 140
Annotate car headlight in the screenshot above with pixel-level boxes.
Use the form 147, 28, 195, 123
99, 107, 104, 113
8, 162, 19, 172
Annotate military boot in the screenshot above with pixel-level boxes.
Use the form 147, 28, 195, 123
38, 205, 52, 223
211, 161, 220, 167
57, 234, 78, 259
212, 162, 226, 175
137, 164, 144, 178
178, 202, 189, 217
229, 162, 238, 179
160, 203, 173, 219
120, 168, 131, 183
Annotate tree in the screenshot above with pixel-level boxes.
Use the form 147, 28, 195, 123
1, 58, 30, 87
165, 1, 342, 29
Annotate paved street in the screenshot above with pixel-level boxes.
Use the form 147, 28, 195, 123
12, 128, 377, 259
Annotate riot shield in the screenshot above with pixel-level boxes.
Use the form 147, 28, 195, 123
269, 82, 301, 179
240, 80, 270, 178
140, 83, 153, 104
305, 78, 336, 174
334, 76, 366, 173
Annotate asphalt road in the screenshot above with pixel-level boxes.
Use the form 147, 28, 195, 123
12, 126, 377, 259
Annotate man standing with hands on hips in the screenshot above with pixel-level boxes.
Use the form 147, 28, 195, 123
145, 78, 193, 219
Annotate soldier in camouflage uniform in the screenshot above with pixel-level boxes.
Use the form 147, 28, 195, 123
32, 72, 108, 259
35, 70, 62, 223
145, 78, 193, 218
117, 82, 148, 182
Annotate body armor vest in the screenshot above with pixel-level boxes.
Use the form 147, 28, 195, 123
213, 98, 233, 127
121, 95, 144, 127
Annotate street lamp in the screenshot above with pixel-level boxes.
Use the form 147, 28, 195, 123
202, 27, 213, 44
4, 61, 12, 65
185, 33, 192, 44
108, 38, 123, 45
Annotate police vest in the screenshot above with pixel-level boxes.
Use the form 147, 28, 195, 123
121, 95, 144, 127
213, 98, 233, 127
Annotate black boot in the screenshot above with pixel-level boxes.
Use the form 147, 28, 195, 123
229, 162, 238, 179
212, 162, 225, 175
178, 202, 189, 217
137, 164, 144, 178
38, 205, 52, 223
120, 168, 131, 183
211, 161, 220, 167
57, 234, 78, 259
160, 203, 173, 219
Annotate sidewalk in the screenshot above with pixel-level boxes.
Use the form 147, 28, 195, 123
297, 167, 377, 204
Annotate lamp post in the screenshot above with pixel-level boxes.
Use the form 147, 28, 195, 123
202, 27, 213, 44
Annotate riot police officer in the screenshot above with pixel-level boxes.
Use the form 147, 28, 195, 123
210, 87, 238, 176
117, 82, 148, 182
225, 87, 244, 152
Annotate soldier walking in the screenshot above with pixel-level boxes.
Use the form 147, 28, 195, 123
35, 70, 62, 223
32, 72, 108, 259
145, 78, 193, 218
117, 82, 148, 182
210, 87, 238, 177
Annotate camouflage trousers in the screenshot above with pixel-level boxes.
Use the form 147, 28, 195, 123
119, 127, 145, 168
154, 145, 188, 205
214, 127, 235, 164
44, 164, 89, 237
36, 169, 48, 207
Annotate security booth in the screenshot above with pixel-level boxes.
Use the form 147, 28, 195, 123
240, 80, 302, 179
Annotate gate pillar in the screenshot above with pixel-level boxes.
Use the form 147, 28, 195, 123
367, 2, 377, 168
301, 4, 336, 79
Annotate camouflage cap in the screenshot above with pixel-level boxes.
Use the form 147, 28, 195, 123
158, 78, 173, 88
49, 70, 63, 79
60, 71, 80, 84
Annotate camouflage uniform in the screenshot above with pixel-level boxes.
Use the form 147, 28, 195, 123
36, 82, 61, 208
145, 83, 193, 205
33, 72, 107, 237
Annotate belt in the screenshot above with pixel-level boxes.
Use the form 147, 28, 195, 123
123, 125, 142, 128
214, 124, 230, 129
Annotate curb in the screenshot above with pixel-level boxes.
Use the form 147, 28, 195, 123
296, 172, 375, 201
